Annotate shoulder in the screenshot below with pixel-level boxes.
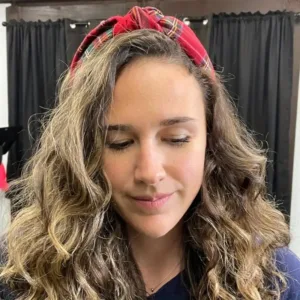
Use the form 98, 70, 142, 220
274, 247, 300, 299
0, 241, 18, 300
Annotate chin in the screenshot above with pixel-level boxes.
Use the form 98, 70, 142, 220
139, 227, 171, 239
129, 217, 180, 239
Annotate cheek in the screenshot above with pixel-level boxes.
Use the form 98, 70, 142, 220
174, 149, 206, 188
103, 154, 131, 189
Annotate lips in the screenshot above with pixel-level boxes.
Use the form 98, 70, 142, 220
131, 193, 173, 202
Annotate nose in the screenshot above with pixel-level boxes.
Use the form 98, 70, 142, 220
134, 144, 166, 185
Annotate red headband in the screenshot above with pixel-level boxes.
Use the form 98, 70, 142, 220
71, 6, 214, 75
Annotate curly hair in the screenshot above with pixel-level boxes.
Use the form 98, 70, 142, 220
0, 29, 290, 300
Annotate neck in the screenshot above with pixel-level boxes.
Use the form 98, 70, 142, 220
128, 222, 184, 292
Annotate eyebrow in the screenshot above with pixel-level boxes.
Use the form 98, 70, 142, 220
105, 116, 197, 132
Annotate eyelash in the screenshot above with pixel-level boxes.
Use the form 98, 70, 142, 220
106, 137, 190, 152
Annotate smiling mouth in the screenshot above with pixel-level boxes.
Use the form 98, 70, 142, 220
130, 193, 174, 210
131, 193, 174, 202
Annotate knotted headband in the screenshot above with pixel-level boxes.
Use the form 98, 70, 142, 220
70, 6, 214, 75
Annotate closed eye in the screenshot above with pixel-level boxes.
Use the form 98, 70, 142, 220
162, 137, 190, 146
106, 140, 134, 151
106, 137, 190, 152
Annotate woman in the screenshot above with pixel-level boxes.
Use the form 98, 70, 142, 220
1, 6, 300, 300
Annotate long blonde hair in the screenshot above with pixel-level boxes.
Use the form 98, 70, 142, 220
1, 29, 290, 299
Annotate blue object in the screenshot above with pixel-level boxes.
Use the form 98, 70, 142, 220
147, 247, 300, 300
1, 248, 300, 299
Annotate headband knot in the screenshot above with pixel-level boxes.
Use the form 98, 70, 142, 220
71, 6, 214, 75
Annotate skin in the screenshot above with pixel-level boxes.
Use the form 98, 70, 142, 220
103, 57, 207, 293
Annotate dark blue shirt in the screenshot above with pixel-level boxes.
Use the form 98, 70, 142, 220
1, 248, 300, 299
147, 247, 300, 300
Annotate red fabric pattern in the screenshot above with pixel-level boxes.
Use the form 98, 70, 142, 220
71, 6, 214, 75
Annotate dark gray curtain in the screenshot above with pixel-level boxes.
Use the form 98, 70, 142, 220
209, 12, 294, 215
64, 19, 101, 65
6, 20, 68, 180
186, 16, 212, 52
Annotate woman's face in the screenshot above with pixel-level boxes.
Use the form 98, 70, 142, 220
103, 58, 207, 239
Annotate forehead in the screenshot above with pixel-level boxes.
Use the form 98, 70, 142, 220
107, 58, 205, 125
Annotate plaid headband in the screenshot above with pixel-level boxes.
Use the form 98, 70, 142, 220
70, 6, 214, 75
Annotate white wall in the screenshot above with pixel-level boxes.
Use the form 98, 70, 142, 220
0, 4, 11, 236
0, 4, 9, 166
290, 71, 300, 257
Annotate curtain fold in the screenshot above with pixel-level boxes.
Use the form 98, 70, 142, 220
6, 20, 68, 180
209, 12, 294, 215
